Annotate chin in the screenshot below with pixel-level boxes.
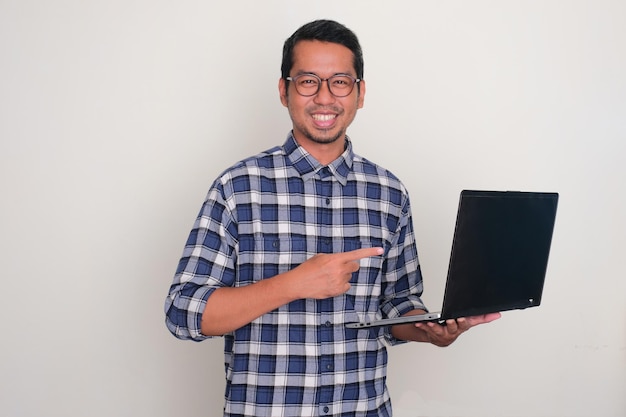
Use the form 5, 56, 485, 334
309, 136, 340, 145
307, 130, 345, 145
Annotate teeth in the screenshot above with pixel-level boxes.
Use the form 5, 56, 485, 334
312, 114, 335, 121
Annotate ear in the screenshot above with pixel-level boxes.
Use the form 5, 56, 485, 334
357, 79, 366, 109
279, 78, 288, 107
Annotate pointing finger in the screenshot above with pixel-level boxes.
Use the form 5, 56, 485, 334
341, 247, 384, 262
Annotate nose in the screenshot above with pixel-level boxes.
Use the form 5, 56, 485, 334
313, 79, 335, 105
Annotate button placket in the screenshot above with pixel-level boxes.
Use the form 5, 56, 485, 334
317, 166, 336, 414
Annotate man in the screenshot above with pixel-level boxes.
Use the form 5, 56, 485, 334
165, 19, 500, 417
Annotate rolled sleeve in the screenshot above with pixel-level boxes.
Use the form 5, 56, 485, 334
379, 198, 428, 345
165, 283, 215, 341
164, 181, 237, 341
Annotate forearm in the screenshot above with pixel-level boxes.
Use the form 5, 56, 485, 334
200, 247, 382, 335
200, 270, 300, 336
390, 309, 432, 342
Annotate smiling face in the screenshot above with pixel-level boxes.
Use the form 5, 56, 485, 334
279, 40, 366, 163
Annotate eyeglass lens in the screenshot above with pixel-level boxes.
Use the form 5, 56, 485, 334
291, 75, 357, 97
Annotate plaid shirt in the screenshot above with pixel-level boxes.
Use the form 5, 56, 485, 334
165, 133, 426, 417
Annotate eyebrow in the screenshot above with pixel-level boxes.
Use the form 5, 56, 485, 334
293, 70, 356, 78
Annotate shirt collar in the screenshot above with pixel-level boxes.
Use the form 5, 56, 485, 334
283, 132, 354, 186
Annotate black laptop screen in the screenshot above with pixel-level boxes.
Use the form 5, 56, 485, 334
441, 190, 558, 319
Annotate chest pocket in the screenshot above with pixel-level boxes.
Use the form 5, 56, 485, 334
235, 235, 310, 286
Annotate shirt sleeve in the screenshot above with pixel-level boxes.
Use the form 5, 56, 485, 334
379, 193, 428, 345
164, 180, 238, 341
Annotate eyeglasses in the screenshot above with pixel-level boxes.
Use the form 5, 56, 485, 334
285, 73, 361, 97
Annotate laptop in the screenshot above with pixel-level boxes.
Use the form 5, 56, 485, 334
346, 190, 559, 329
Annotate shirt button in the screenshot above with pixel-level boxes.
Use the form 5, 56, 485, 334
326, 364, 333, 371
325, 198, 330, 205
323, 406, 329, 413
325, 321, 332, 327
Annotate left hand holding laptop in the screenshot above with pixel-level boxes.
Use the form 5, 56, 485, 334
392, 311, 501, 347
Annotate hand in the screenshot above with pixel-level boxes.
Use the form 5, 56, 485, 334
290, 247, 384, 299
414, 313, 501, 347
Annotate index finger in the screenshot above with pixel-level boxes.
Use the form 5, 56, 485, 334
341, 247, 384, 261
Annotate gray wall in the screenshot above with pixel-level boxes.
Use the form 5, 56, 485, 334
1, 1, 624, 416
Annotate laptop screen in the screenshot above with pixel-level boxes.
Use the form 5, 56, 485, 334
441, 190, 559, 319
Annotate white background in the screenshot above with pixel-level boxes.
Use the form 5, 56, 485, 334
1, 1, 624, 416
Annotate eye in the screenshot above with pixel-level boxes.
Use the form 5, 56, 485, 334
331, 76, 352, 88
298, 76, 319, 87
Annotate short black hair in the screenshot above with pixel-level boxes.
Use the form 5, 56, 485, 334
281, 19, 364, 80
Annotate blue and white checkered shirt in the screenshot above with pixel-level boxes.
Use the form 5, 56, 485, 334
165, 133, 427, 417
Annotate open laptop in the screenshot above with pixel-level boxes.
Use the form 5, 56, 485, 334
346, 190, 559, 329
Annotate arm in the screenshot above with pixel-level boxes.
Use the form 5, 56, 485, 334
391, 309, 502, 347
200, 247, 384, 335
166, 244, 382, 340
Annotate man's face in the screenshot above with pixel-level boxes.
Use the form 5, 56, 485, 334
279, 40, 365, 148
